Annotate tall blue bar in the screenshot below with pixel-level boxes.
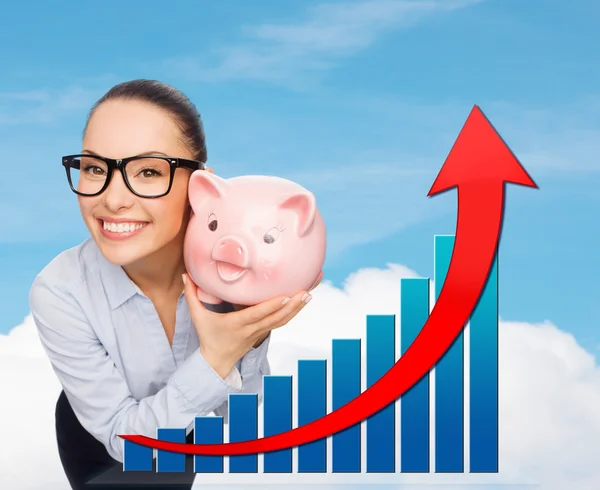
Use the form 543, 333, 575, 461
332, 339, 361, 473
366, 315, 396, 473
156, 428, 186, 473
400, 278, 431, 472
298, 360, 327, 473
470, 253, 499, 472
434, 235, 465, 473
194, 416, 224, 473
229, 394, 258, 473
264, 376, 293, 473
123, 440, 153, 471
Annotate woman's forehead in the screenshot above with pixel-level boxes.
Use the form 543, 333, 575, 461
84, 99, 181, 157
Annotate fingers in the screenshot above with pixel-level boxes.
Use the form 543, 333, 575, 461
251, 291, 312, 334
182, 273, 208, 317
272, 296, 310, 331
233, 294, 291, 325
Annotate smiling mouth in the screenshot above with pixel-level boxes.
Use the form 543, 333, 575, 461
216, 261, 248, 283
100, 220, 148, 233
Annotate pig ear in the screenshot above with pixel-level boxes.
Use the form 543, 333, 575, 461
188, 171, 228, 212
278, 191, 317, 237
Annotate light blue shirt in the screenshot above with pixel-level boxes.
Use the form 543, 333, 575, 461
29, 238, 271, 463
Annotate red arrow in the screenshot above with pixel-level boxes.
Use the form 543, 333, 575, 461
120, 105, 537, 456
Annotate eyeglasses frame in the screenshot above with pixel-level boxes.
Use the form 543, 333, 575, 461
62, 154, 206, 198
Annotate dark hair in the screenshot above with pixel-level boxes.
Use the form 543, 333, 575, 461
84, 79, 207, 162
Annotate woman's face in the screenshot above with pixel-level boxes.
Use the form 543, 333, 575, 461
80, 99, 193, 266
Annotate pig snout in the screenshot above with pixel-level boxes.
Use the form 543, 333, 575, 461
212, 236, 250, 268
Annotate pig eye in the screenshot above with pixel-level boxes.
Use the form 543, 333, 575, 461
263, 227, 281, 244
208, 213, 218, 231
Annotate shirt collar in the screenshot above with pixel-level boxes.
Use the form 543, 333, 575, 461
95, 243, 142, 309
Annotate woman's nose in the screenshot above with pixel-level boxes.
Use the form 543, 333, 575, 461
102, 171, 135, 211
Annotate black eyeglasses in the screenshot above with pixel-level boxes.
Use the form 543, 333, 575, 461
62, 154, 205, 198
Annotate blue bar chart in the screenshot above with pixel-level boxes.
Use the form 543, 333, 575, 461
400, 277, 430, 473
332, 339, 361, 473
366, 315, 396, 473
123, 234, 499, 474
434, 235, 465, 473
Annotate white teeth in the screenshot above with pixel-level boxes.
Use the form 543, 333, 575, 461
102, 221, 147, 233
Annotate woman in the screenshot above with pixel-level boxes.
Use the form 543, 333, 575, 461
29, 79, 320, 489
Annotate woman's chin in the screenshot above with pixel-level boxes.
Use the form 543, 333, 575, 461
99, 249, 139, 267
91, 222, 185, 269
96, 240, 149, 267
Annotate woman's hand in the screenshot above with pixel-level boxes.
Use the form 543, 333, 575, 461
233, 271, 325, 348
182, 273, 317, 379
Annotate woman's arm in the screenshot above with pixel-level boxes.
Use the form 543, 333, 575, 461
29, 274, 244, 463
213, 332, 271, 422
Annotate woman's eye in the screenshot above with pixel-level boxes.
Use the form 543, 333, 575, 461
139, 168, 161, 178
83, 165, 105, 175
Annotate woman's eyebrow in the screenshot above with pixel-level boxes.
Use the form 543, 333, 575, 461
81, 149, 169, 157
135, 151, 169, 157
81, 149, 100, 156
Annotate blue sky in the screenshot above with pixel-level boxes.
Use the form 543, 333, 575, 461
1, 0, 598, 352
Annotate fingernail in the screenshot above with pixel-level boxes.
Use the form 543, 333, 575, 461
304, 294, 312, 304
301, 293, 309, 302
282, 297, 291, 305
182, 274, 187, 285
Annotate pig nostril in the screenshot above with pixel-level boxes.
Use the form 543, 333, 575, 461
220, 242, 225, 248
237, 247, 242, 254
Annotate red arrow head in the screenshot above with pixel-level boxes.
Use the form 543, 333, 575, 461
428, 105, 538, 196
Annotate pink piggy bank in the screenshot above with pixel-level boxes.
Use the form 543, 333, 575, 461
183, 171, 327, 306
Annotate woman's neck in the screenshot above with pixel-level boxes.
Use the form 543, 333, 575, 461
123, 230, 187, 298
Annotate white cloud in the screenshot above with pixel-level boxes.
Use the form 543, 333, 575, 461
0, 87, 97, 125
339, 94, 600, 174
493, 109, 600, 174
0, 315, 66, 489
2, 264, 599, 489
285, 162, 446, 259
163, 0, 484, 88
0, 74, 120, 126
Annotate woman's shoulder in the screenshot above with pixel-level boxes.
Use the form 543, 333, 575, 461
31, 238, 100, 296
29, 239, 106, 338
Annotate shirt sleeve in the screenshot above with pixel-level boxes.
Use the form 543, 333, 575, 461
29, 274, 245, 463
213, 332, 272, 422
